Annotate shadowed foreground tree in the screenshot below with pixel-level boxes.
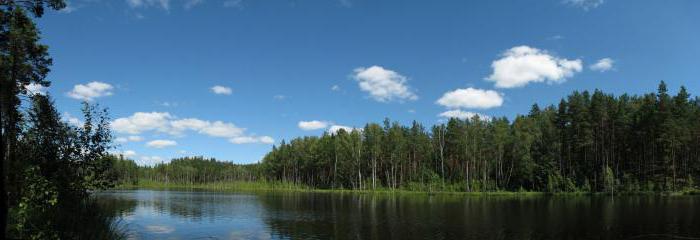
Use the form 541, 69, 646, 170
1, 1, 120, 238
9, 95, 117, 239
1, 0, 65, 236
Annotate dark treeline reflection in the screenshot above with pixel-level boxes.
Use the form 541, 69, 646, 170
96, 190, 700, 240
258, 193, 699, 240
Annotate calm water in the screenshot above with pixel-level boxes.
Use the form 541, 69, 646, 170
94, 190, 700, 240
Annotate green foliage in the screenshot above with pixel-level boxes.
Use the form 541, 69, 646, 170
7, 95, 118, 238
10, 167, 60, 239
252, 83, 700, 194
112, 156, 264, 186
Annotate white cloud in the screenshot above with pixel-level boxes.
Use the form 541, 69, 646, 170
548, 35, 564, 41
112, 112, 173, 134
112, 112, 271, 145
25, 83, 47, 95
128, 135, 144, 141
564, 0, 604, 10
67, 81, 114, 101
200, 121, 245, 138
184, 0, 203, 9
486, 46, 582, 88
117, 135, 144, 143
170, 119, 244, 138
328, 125, 358, 134
590, 58, 614, 72
169, 118, 209, 133
353, 65, 418, 102
211, 85, 232, 95
436, 88, 503, 109
331, 85, 340, 91
62, 112, 82, 127
159, 101, 178, 107
273, 95, 286, 100
146, 139, 177, 148
438, 110, 489, 120
127, 0, 170, 10
223, 0, 242, 8
229, 136, 274, 144
138, 155, 165, 166
298, 120, 329, 131
339, 0, 352, 8
122, 150, 137, 158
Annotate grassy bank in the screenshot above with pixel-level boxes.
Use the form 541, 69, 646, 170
113, 180, 700, 196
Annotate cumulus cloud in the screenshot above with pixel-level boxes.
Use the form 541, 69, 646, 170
112, 112, 272, 145
138, 156, 165, 166
436, 88, 503, 109
116, 135, 144, 143
112, 112, 173, 134
353, 66, 418, 102
127, 0, 170, 10
229, 136, 274, 144
199, 121, 245, 138
184, 0, 203, 9
122, 150, 137, 158
67, 81, 114, 101
129, 135, 144, 141
223, 0, 243, 8
590, 58, 614, 72
273, 95, 286, 100
62, 112, 82, 127
25, 83, 47, 95
438, 110, 489, 120
486, 46, 582, 88
211, 85, 232, 95
298, 120, 330, 131
564, 0, 604, 10
146, 139, 177, 148
171, 119, 245, 138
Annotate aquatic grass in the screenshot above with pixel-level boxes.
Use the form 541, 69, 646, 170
114, 180, 700, 198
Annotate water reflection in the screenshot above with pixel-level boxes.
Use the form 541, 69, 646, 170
95, 190, 700, 240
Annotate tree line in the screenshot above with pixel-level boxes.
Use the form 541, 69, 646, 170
2, 1, 120, 238
111, 156, 262, 186
260, 82, 700, 193
112, 82, 700, 194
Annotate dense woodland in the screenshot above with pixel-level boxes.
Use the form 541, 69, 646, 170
2, 1, 120, 238
111, 156, 262, 185
261, 82, 700, 192
114, 82, 700, 194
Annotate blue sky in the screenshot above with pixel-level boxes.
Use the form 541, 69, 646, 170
31, 0, 700, 165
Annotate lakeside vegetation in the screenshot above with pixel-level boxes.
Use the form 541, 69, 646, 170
112, 82, 700, 196
1, 1, 122, 238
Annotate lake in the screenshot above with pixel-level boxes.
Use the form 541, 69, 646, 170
95, 190, 700, 240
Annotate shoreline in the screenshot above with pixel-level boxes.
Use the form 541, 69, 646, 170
112, 180, 700, 196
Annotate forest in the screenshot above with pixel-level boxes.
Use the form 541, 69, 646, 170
113, 82, 700, 194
